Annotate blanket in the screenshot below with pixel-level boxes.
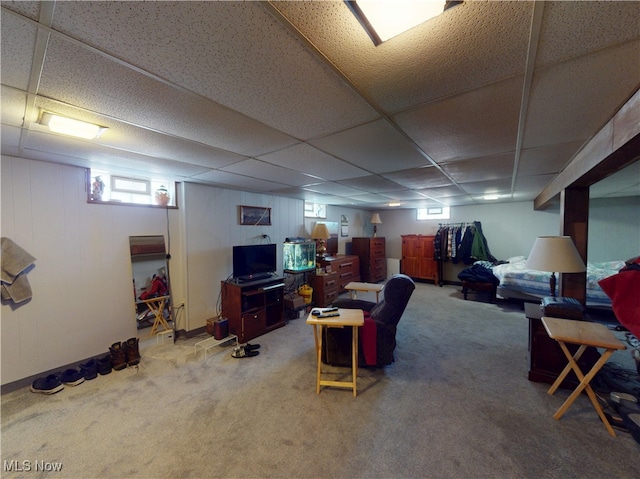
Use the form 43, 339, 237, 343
1, 237, 36, 303
598, 257, 640, 339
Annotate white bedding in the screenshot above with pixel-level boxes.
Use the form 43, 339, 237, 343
492, 257, 625, 307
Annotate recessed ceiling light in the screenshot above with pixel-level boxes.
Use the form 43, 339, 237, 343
483, 195, 500, 200
39, 111, 107, 140
346, 0, 462, 45
388, 202, 401, 207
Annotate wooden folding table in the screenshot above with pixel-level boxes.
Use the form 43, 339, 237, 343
541, 316, 626, 437
306, 309, 364, 397
140, 295, 172, 336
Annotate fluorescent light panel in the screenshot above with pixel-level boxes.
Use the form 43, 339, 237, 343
350, 0, 448, 44
40, 111, 106, 140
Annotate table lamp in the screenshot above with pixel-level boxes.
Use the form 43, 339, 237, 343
526, 236, 586, 298
371, 213, 382, 237
311, 223, 331, 259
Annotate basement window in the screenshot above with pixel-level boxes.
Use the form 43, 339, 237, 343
417, 206, 450, 220
87, 169, 177, 207
304, 201, 327, 218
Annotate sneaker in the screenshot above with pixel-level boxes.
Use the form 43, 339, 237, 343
124, 337, 140, 367
58, 368, 85, 386
97, 354, 112, 375
30, 374, 64, 395
109, 342, 127, 371
79, 359, 98, 380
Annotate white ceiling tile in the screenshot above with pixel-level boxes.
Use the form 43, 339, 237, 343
518, 141, 585, 176
394, 76, 523, 163
1, 0, 637, 209
309, 120, 430, 173
536, 1, 640, 67
257, 144, 369, 181
524, 41, 640, 149
0, 86, 27, 126
191, 169, 289, 192
38, 36, 296, 157
1, 11, 37, 90
221, 159, 318, 187
49, 1, 378, 140
441, 153, 515, 183
382, 166, 454, 190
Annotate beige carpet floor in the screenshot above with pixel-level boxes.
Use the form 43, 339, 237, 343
2, 282, 639, 478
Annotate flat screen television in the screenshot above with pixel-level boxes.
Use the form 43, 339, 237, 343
232, 244, 277, 282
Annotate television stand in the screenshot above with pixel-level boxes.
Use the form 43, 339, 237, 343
221, 277, 285, 343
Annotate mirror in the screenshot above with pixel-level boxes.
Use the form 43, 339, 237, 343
129, 236, 171, 334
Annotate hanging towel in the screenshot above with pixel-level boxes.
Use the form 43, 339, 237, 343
1, 237, 36, 303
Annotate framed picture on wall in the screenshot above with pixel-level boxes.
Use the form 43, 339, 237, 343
239, 205, 271, 225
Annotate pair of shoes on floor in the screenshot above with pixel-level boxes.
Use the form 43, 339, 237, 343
30, 368, 85, 394
109, 337, 140, 370
231, 343, 260, 358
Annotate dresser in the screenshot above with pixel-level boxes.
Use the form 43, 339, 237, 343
400, 235, 438, 284
317, 255, 360, 295
352, 237, 387, 283
309, 271, 339, 307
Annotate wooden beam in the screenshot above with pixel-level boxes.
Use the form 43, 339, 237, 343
560, 187, 589, 305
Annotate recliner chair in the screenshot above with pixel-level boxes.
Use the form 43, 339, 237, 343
322, 274, 415, 367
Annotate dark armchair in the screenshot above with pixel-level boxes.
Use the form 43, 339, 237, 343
322, 274, 415, 367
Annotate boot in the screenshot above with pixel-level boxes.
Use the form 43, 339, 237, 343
124, 337, 140, 367
109, 342, 127, 371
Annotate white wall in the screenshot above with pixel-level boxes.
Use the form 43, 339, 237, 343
181, 182, 305, 331
1, 156, 181, 384
377, 202, 561, 260
588, 196, 640, 262
3, 156, 637, 386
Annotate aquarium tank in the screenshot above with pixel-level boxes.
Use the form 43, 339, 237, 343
283, 240, 316, 273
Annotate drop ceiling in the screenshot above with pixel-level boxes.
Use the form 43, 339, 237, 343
1, 1, 639, 209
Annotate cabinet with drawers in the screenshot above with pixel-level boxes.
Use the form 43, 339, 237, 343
309, 271, 339, 307
317, 255, 360, 295
352, 237, 387, 283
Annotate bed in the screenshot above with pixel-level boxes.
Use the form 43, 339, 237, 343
491, 256, 626, 308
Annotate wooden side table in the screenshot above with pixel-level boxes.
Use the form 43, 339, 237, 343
344, 282, 384, 302
306, 309, 364, 397
541, 316, 626, 437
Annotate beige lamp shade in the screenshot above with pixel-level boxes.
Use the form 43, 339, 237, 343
311, 223, 330, 240
526, 236, 586, 297
371, 213, 382, 224
526, 236, 585, 273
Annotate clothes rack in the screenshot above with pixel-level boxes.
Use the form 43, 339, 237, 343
434, 221, 496, 286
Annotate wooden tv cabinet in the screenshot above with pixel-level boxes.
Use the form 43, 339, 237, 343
221, 277, 285, 343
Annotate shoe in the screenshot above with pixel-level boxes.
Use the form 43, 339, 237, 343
30, 374, 64, 394
245, 343, 261, 351
109, 342, 127, 371
231, 347, 259, 358
79, 359, 98, 380
97, 354, 112, 375
58, 368, 85, 386
124, 337, 140, 366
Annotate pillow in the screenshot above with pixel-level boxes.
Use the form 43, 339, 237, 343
507, 256, 526, 264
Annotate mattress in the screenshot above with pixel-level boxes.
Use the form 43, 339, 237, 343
491, 257, 625, 307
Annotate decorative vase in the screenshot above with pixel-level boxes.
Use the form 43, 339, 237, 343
155, 186, 169, 206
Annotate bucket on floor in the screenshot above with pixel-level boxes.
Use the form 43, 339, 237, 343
298, 284, 313, 304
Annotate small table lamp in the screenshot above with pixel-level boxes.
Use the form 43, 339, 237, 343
371, 213, 382, 237
526, 236, 586, 298
311, 223, 331, 259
